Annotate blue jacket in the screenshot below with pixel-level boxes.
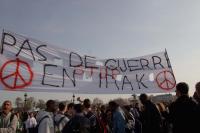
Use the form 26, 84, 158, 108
112, 107, 126, 133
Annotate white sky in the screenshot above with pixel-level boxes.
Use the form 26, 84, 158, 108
0, 0, 200, 104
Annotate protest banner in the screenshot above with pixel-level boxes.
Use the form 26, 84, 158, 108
0, 30, 176, 94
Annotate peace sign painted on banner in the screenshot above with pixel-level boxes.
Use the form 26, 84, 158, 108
0, 58, 33, 90
156, 70, 176, 91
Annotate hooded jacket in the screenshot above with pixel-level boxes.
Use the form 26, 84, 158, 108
0, 112, 18, 133
54, 113, 69, 132
36, 110, 54, 133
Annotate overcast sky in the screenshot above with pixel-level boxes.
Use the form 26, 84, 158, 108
0, 0, 200, 104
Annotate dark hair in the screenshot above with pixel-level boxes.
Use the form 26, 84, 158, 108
100, 105, 106, 111
46, 100, 55, 109
108, 101, 119, 111
139, 93, 148, 103
83, 99, 91, 108
59, 102, 66, 111
176, 82, 189, 95
195, 82, 200, 91
124, 105, 131, 112
67, 103, 74, 110
74, 104, 84, 113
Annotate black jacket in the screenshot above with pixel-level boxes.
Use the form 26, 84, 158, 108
169, 95, 198, 133
62, 114, 90, 133
141, 100, 162, 133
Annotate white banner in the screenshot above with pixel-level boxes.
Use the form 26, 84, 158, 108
0, 31, 176, 94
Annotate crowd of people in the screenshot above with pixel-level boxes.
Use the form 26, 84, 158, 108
0, 81, 200, 133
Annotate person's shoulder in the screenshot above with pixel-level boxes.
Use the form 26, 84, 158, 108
114, 110, 123, 117
64, 115, 70, 121
54, 113, 62, 120
189, 97, 198, 104
12, 113, 18, 121
86, 111, 94, 116
82, 116, 90, 125
36, 111, 51, 122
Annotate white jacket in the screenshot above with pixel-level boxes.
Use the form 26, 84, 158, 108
25, 117, 37, 129
36, 111, 54, 133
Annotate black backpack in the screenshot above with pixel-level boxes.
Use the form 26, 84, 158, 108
28, 115, 49, 133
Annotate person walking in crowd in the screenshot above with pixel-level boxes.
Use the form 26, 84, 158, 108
123, 105, 135, 133
168, 82, 198, 133
156, 102, 170, 133
194, 82, 200, 105
15, 112, 23, 133
194, 81, 200, 130
99, 105, 110, 133
130, 103, 142, 133
105, 109, 112, 133
36, 100, 56, 133
83, 99, 104, 133
62, 104, 90, 133
25, 112, 37, 133
54, 102, 69, 133
108, 101, 126, 133
139, 93, 162, 133
65, 103, 74, 120
0, 100, 18, 133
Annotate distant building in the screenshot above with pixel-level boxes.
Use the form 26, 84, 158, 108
150, 94, 175, 103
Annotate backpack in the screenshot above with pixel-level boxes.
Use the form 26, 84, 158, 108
55, 116, 66, 133
85, 111, 104, 133
28, 115, 49, 133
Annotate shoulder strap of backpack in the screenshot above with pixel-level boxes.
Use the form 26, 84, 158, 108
58, 116, 65, 125
37, 115, 49, 127
10, 113, 15, 122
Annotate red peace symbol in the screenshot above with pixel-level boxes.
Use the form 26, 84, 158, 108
0, 58, 33, 90
156, 70, 176, 91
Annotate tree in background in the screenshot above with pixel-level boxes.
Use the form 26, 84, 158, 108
36, 99, 46, 110
93, 97, 104, 107
15, 97, 23, 108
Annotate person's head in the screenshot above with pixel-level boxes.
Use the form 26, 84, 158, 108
83, 98, 91, 109
67, 103, 74, 113
46, 100, 56, 113
124, 105, 131, 112
195, 82, 200, 97
59, 102, 67, 113
106, 109, 112, 120
2, 100, 12, 115
29, 112, 34, 118
73, 104, 84, 114
135, 102, 140, 109
91, 105, 97, 113
108, 101, 119, 112
139, 93, 149, 105
100, 105, 106, 112
176, 82, 189, 97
